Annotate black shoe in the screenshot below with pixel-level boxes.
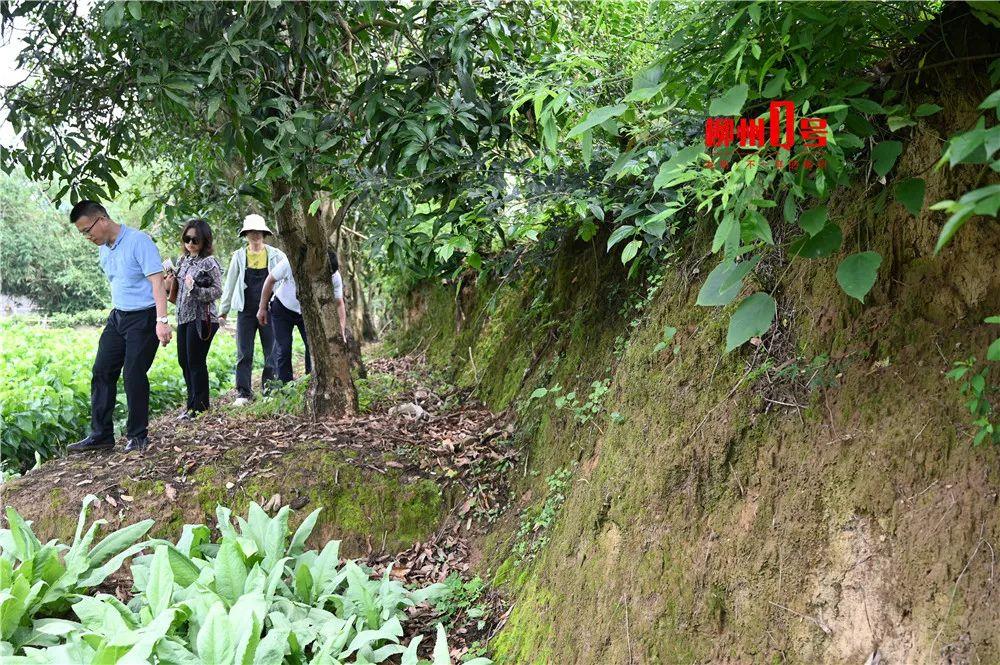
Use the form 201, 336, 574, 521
67, 435, 115, 454
124, 436, 149, 453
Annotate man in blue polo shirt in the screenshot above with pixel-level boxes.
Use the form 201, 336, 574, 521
67, 200, 172, 454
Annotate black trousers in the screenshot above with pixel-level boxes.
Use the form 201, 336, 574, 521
177, 321, 219, 412
235, 312, 275, 398
270, 298, 311, 383
91, 307, 159, 440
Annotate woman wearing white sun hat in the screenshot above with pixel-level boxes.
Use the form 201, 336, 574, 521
218, 214, 287, 405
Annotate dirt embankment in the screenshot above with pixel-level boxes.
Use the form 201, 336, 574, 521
392, 26, 1000, 665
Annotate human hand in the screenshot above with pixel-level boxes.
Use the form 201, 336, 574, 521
163, 272, 175, 289
257, 308, 268, 326
156, 322, 172, 347
218, 314, 227, 327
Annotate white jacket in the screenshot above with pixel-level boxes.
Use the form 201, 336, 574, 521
218, 245, 287, 316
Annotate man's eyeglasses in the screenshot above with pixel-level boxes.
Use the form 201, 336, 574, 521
79, 216, 103, 236
183, 236, 201, 245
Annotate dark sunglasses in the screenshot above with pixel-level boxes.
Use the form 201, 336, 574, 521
183, 235, 201, 245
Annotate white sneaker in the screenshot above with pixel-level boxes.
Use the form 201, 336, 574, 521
233, 397, 251, 407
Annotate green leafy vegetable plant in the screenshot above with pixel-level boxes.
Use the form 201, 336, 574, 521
0, 499, 491, 664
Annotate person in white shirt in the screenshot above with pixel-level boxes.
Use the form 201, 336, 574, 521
256, 251, 347, 383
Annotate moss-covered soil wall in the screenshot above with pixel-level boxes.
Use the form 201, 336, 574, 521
393, 62, 1000, 663
2, 435, 447, 558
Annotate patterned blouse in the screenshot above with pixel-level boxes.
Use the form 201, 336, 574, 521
175, 255, 224, 325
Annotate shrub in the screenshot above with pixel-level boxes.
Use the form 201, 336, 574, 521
0, 498, 489, 664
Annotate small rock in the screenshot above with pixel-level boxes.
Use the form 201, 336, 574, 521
290, 495, 309, 510
389, 402, 430, 420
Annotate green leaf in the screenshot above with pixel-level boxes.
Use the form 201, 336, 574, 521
783, 195, 797, 223
979, 88, 1000, 111
207, 96, 223, 122
146, 545, 174, 617
745, 211, 773, 245
914, 103, 943, 117
696, 256, 761, 307
581, 129, 593, 168
934, 203, 976, 254
987, 337, 1000, 362
726, 293, 776, 352
789, 224, 843, 259
78, 542, 149, 587
432, 624, 451, 665
214, 540, 247, 607
88, 520, 153, 566
872, 141, 903, 178
606, 150, 637, 179
798, 206, 828, 236
763, 70, 787, 98
836, 252, 882, 303
197, 603, 234, 665
623, 82, 666, 103
813, 104, 849, 114
621, 239, 642, 264
567, 105, 627, 139
709, 84, 749, 116
253, 615, 290, 665
631, 63, 664, 93
162, 544, 200, 588
712, 214, 739, 255
102, 3, 125, 29
887, 115, 916, 132
849, 97, 885, 115
606, 225, 635, 251
230, 594, 265, 665
894, 178, 925, 216
653, 145, 703, 190
293, 563, 313, 604
287, 508, 321, 557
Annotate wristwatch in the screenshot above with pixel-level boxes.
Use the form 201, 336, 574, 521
156, 316, 170, 325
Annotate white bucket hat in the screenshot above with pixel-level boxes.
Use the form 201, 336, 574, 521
239, 213, 273, 236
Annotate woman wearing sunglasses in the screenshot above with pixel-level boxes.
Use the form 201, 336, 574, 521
165, 219, 223, 418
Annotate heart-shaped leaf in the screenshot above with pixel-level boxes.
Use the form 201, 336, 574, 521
836, 251, 882, 303
726, 293, 776, 352
894, 177, 925, 216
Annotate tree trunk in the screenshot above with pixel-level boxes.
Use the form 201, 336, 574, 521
320, 199, 371, 378
333, 210, 378, 342
271, 180, 357, 417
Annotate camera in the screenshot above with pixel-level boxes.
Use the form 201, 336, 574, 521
193, 269, 214, 288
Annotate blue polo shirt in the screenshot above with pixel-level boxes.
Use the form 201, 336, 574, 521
98, 225, 164, 311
